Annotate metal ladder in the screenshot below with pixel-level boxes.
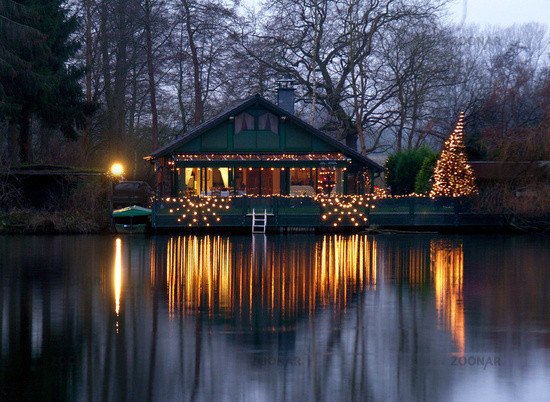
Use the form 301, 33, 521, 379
252, 209, 267, 234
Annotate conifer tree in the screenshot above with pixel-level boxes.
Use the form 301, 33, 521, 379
30, 0, 89, 140
0, 0, 48, 117
429, 113, 478, 197
1, 0, 88, 163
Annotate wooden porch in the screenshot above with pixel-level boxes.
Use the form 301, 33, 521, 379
152, 195, 371, 230
151, 195, 508, 231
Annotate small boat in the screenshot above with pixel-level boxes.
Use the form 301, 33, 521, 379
112, 205, 152, 234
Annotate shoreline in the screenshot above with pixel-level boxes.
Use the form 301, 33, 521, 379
1, 222, 547, 236
2, 208, 548, 235
0, 208, 110, 235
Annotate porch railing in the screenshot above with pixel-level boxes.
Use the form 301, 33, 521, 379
152, 195, 507, 229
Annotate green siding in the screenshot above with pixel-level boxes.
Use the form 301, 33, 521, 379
227, 119, 234, 151
180, 137, 201, 152
285, 123, 312, 150
311, 137, 336, 152
234, 131, 256, 150
257, 130, 280, 149
170, 105, 345, 154
200, 123, 227, 151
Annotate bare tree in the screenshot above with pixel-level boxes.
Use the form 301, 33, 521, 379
238, 0, 447, 151
381, 21, 456, 151
175, 0, 237, 127
144, 0, 160, 150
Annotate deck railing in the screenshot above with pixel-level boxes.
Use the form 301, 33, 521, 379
152, 195, 506, 229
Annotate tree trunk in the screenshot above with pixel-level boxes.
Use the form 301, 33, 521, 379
39, 127, 51, 162
345, 132, 358, 150
182, 0, 204, 126
112, 0, 129, 159
177, 26, 187, 132
100, 0, 113, 153
396, 109, 405, 151
80, 0, 94, 166
7, 121, 19, 164
127, 65, 138, 138
408, 96, 419, 150
18, 112, 32, 163
144, 0, 159, 151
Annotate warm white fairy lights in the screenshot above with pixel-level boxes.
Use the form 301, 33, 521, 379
430, 113, 478, 198
173, 152, 349, 163
317, 169, 335, 194
158, 194, 375, 228
156, 187, 484, 229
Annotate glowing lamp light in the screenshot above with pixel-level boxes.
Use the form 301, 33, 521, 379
111, 163, 124, 177
114, 238, 122, 317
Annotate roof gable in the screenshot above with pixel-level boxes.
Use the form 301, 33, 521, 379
147, 94, 383, 171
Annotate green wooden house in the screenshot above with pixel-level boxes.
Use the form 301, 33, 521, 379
146, 89, 383, 230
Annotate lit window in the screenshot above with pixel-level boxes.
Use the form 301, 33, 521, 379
258, 112, 279, 134
235, 112, 254, 134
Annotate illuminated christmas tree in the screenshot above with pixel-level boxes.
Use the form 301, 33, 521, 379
429, 113, 478, 198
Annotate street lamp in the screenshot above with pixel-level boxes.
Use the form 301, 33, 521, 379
111, 163, 124, 177
109, 163, 124, 232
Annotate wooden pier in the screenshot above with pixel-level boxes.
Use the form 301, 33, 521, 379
151, 195, 507, 231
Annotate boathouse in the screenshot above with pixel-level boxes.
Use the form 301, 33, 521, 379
146, 84, 383, 230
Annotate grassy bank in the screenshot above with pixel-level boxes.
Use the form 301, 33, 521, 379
0, 174, 111, 234
0, 208, 110, 234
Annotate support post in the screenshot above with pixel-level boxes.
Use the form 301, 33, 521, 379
409, 197, 416, 225
343, 170, 348, 195
315, 168, 318, 194
233, 168, 237, 195
259, 168, 262, 196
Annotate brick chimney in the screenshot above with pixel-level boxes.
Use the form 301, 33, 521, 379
277, 78, 295, 115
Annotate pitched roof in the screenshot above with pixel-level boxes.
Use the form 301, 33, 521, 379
146, 94, 383, 171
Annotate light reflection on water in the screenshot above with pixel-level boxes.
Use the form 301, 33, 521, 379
431, 239, 464, 355
158, 235, 378, 323
1, 234, 550, 401
115, 238, 122, 320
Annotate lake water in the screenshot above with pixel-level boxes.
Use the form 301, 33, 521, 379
1, 233, 550, 401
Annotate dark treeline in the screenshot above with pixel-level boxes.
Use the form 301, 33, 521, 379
1, 0, 549, 177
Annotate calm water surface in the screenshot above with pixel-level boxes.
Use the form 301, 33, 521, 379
1, 233, 550, 401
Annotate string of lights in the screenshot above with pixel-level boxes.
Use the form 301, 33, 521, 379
318, 170, 335, 194
157, 124, 482, 229
430, 113, 478, 198
157, 194, 376, 227
156, 189, 477, 228
171, 152, 350, 162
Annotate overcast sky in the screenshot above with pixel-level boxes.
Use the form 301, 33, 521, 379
448, 0, 550, 27
244, 0, 550, 27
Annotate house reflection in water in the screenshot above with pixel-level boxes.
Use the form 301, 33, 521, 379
151, 235, 379, 326
147, 234, 464, 354
114, 238, 122, 318
430, 239, 465, 355
361, 235, 465, 354
0, 234, 476, 401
